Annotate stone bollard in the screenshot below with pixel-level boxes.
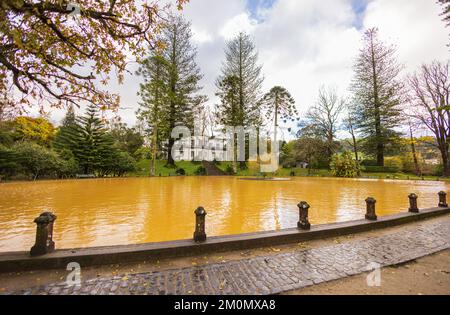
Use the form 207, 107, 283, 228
438, 191, 448, 208
365, 197, 377, 221
297, 201, 311, 230
193, 207, 207, 243
408, 193, 419, 213
30, 212, 57, 256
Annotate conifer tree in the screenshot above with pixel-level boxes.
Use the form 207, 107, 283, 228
137, 55, 169, 175
53, 105, 77, 152
70, 104, 115, 174
216, 75, 242, 171
216, 32, 264, 169
260, 86, 297, 154
160, 15, 205, 166
216, 75, 242, 126
350, 28, 404, 166
138, 16, 205, 167
216, 32, 264, 128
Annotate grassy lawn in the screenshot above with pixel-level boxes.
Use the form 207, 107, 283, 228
216, 161, 331, 177
132, 159, 203, 176
359, 172, 447, 182
131, 159, 449, 182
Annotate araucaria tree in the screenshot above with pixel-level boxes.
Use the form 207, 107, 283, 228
137, 55, 169, 175
216, 76, 241, 127
216, 32, 264, 128
409, 61, 450, 176
0, 0, 188, 109
216, 32, 264, 169
260, 86, 297, 153
138, 15, 205, 167
306, 86, 345, 163
216, 75, 243, 171
350, 28, 404, 166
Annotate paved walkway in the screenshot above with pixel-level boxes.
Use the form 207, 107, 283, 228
10, 217, 450, 295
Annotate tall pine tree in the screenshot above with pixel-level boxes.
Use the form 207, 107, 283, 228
215, 75, 242, 171
350, 28, 404, 166
137, 55, 169, 175
216, 32, 264, 128
216, 32, 264, 169
161, 15, 205, 166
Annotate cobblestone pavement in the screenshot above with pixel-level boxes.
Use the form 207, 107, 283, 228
9, 217, 450, 295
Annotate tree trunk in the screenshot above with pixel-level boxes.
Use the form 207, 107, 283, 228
376, 130, 384, 166
151, 127, 158, 176
166, 26, 177, 168
409, 124, 421, 176
441, 144, 450, 177
237, 35, 245, 172
351, 134, 359, 162
370, 32, 384, 167
233, 133, 238, 173
167, 136, 175, 167
256, 127, 260, 164
347, 116, 360, 175
272, 94, 279, 173
327, 133, 334, 168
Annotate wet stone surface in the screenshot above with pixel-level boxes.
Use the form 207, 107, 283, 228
7, 217, 450, 295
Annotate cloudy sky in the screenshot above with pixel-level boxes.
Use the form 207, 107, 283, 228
46, 0, 448, 137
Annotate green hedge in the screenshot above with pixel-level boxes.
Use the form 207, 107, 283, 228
362, 166, 400, 173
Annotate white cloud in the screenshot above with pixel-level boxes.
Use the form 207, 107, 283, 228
38, 0, 449, 132
363, 0, 448, 73
219, 13, 257, 39
191, 28, 214, 44
252, 0, 361, 119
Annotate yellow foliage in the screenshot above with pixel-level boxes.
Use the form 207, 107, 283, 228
13, 116, 56, 146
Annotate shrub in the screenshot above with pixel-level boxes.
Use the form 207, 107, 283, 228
362, 166, 400, 173
57, 158, 80, 178
225, 165, 235, 175
384, 157, 403, 172
56, 149, 80, 178
13, 142, 61, 180
194, 166, 207, 176
361, 159, 378, 167
176, 168, 186, 176
134, 147, 152, 160
112, 151, 136, 177
330, 151, 360, 178
422, 164, 442, 176
360, 157, 402, 173
0, 144, 19, 179
239, 162, 248, 170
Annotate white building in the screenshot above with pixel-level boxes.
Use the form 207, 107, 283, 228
173, 135, 229, 162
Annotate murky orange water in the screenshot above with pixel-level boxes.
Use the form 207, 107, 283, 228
0, 177, 448, 252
